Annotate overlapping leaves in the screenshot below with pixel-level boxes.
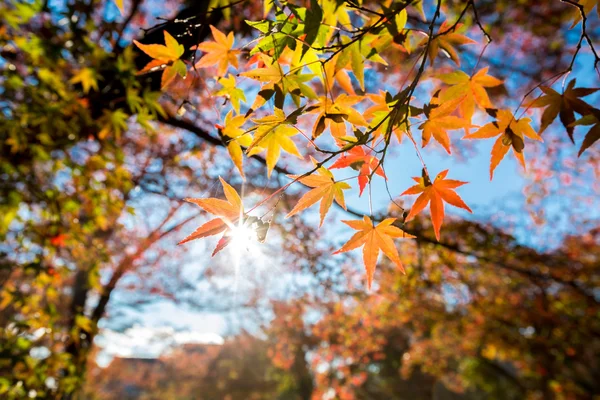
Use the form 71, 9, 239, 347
147, 1, 596, 291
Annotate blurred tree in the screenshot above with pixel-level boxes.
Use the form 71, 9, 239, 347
84, 333, 291, 399
81, 217, 599, 399
266, 216, 600, 399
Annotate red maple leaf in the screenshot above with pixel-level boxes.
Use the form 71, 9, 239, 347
330, 146, 386, 195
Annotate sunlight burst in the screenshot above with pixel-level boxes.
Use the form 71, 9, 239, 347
229, 223, 258, 251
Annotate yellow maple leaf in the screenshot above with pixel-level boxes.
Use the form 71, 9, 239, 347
286, 163, 351, 227
215, 75, 246, 114
364, 90, 409, 142
114, 0, 124, 14
219, 111, 251, 179
240, 55, 317, 114
322, 0, 352, 29
307, 94, 367, 139
464, 109, 542, 179
133, 31, 186, 89
134, 31, 183, 63
323, 53, 356, 95
438, 67, 503, 121
240, 56, 284, 85
246, 108, 303, 177
69, 68, 99, 94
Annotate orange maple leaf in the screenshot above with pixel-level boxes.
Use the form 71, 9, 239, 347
423, 22, 476, 66
463, 109, 542, 179
194, 25, 240, 77
178, 177, 244, 256
419, 95, 472, 154
133, 30, 185, 89
334, 216, 415, 290
323, 52, 357, 95
307, 95, 367, 139
401, 169, 472, 241
330, 146, 386, 196
438, 67, 503, 121
286, 163, 351, 227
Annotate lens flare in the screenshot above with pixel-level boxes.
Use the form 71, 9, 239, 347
229, 223, 257, 251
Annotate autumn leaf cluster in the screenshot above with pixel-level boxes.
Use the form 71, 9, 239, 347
129, 0, 600, 289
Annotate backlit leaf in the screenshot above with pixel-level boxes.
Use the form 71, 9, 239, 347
334, 216, 415, 289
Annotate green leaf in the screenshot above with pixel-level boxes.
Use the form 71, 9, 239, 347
303, 0, 324, 53
172, 59, 187, 77
245, 20, 273, 34
348, 40, 364, 91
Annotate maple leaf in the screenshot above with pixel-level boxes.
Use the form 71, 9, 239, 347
264, 0, 274, 17
385, 7, 410, 53
215, 75, 246, 114
464, 109, 542, 179
240, 55, 317, 114
330, 146, 386, 196
402, 169, 472, 241
423, 21, 476, 66
291, 40, 322, 78
209, 0, 233, 20
343, 37, 366, 91
528, 79, 598, 141
323, 53, 356, 95
218, 111, 251, 179
133, 31, 186, 89
569, 0, 600, 27
134, 31, 183, 63
69, 68, 99, 94
438, 67, 503, 121
419, 95, 472, 154
571, 113, 600, 156
194, 25, 240, 77
246, 6, 311, 61
333, 216, 415, 289
364, 91, 411, 142
114, 0, 124, 13
286, 163, 351, 227
246, 108, 303, 177
240, 56, 285, 85
178, 177, 244, 256
330, 31, 390, 92
306, 95, 367, 139
321, 0, 353, 32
